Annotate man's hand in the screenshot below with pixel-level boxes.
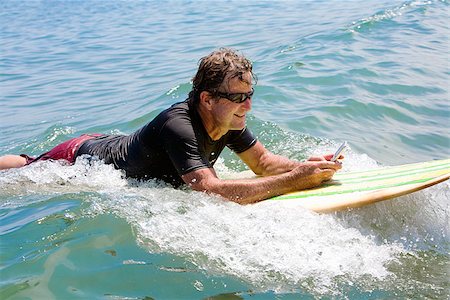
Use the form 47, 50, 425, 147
290, 160, 342, 190
307, 153, 344, 162
183, 143, 345, 204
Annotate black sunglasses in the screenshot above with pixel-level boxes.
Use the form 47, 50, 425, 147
215, 88, 254, 103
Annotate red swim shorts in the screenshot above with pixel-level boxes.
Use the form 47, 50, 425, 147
21, 134, 103, 165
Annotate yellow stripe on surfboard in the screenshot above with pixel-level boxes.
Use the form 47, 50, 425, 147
335, 159, 450, 181
272, 159, 450, 201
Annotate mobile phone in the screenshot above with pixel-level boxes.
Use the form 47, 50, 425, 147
331, 141, 347, 162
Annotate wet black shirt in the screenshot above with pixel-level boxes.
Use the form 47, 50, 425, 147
77, 99, 257, 186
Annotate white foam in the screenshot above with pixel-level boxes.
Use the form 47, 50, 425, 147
348, 0, 435, 33
89, 186, 401, 294
1, 151, 448, 295
0, 156, 127, 195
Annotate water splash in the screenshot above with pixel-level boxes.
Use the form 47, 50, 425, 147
348, 0, 435, 33
0, 146, 448, 296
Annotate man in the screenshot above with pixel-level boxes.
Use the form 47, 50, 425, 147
0, 48, 342, 204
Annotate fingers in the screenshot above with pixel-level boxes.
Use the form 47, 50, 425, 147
323, 153, 334, 160
318, 168, 335, 179
323, 154, 334, 161
312, 163, 339, 180
307, 156, 326, 162
316, 160, 342, 171
292, 163, 339, 188
309, 167, 336, 186
309, 154, 345, 162
304, 160, 342, 172
324, 153, 345, 161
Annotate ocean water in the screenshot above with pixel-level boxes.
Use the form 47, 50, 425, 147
0, 0, 449, 299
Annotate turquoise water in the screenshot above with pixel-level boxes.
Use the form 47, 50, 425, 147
1, 0, 449, 299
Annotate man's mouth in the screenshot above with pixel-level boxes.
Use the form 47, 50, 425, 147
234, 114, 245, 118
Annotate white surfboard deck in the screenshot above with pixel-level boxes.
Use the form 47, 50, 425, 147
230, 159, 450, 213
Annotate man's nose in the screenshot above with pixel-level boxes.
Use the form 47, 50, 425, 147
242, 97, 252, 110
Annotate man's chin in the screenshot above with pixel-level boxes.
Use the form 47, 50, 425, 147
232, 120, 246, 130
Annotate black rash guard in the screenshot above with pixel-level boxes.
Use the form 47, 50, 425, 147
76, 98, 257, 186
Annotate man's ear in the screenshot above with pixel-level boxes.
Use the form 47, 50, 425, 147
200, 91, 214, 109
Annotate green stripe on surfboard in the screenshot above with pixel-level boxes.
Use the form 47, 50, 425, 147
272, 177, 441, 200
271, 159, 450, 201
332, 163, 450, 185
334, 159, 450, 180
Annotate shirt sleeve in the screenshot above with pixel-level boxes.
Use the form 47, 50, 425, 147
160, 117, 211, 176
226, 127, 257, 153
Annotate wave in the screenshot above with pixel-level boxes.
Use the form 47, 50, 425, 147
1, 142, 448, 296
348, 0, 439, 33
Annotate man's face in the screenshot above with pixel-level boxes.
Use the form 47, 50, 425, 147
210, 72, 253, 131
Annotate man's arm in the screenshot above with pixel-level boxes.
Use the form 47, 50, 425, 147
239, 141, 341, 175
181, 154, 341, 204
237, 141, 301, 176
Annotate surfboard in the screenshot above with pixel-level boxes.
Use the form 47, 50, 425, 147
269, 159, 450, 213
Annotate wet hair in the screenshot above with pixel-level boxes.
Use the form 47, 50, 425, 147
189, 48, 256, 104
